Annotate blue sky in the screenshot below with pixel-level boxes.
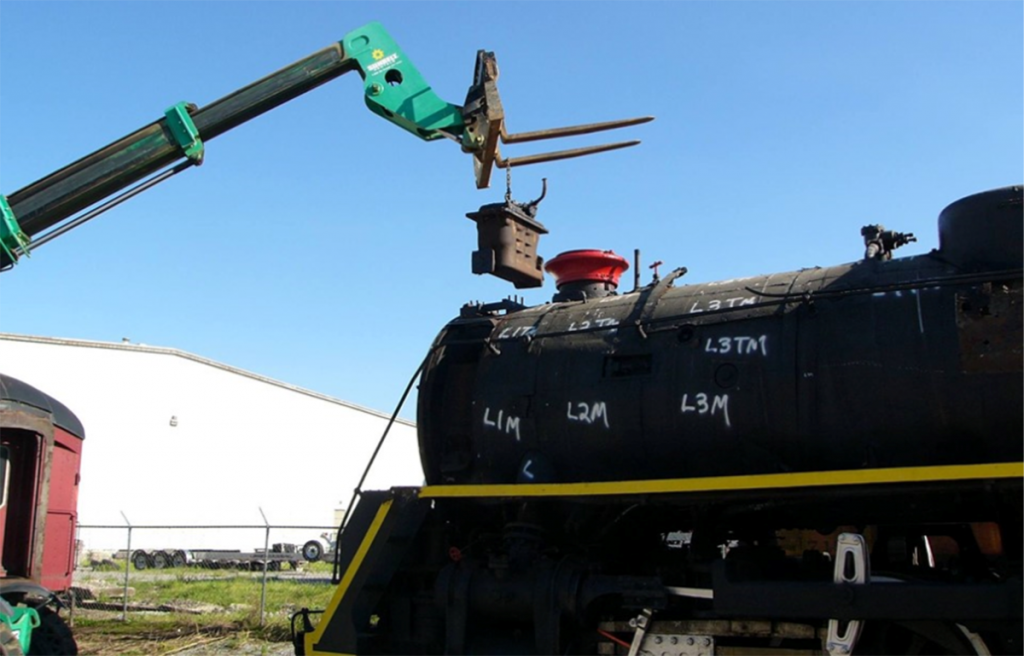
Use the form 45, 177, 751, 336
1, 2, 1021, 419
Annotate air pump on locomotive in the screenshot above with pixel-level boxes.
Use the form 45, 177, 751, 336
298, 185, 1023, 656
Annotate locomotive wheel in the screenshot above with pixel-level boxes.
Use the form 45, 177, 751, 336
854, 621, 989, 655
0, 621, 22, 656
27, 607, 77, 656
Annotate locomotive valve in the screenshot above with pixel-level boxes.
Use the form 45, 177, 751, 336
861, 224, 917, 261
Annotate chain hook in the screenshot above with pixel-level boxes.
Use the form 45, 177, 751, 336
524, 178, 547, 214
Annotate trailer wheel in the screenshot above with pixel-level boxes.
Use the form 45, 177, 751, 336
302, 540, 323, 562
170, 550, 187, 568
130, 550, 150, 571
27, 607, 77, 655
150, 551, 170, 569
0, 621, 23, 656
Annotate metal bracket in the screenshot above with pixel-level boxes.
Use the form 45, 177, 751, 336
0, 194, 30, 264
627, 608, 653, 656
629, 266, 688, 338
461, 50, 653, 189
163, 102, 205, 164
826, 533, 869, 656
640, 633, 715, 656
343, 23, 464, 142
342, 24, 651, 188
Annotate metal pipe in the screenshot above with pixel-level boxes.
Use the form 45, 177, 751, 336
634, 249, 640, 292
259, 507, 270, 627
120, 511, 131, 622
18, 162, 194, 257
502, 116, 653, 144
333, 357, 425, 584
497, 140, 641, 169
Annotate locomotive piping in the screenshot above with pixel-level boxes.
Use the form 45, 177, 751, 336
332, 356, 426, 584
477, 266, 1024, 345
744, 267, 1023, 300
418, 462, 1023, 499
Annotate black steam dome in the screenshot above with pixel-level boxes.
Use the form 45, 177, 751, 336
938, 185, 1023, 271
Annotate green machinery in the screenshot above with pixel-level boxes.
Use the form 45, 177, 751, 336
0, 22, 651, 287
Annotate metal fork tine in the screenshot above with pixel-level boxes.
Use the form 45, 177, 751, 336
501, 116, 654, 145
497, 140, 642, 169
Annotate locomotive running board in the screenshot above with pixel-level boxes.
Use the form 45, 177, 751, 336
419, 461, 1023, 499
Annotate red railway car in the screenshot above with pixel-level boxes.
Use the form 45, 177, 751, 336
0, 373, 83, 654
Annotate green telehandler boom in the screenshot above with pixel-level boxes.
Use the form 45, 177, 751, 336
0, 22, 651, 287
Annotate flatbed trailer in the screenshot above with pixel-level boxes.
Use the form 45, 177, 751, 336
125, 545, 303, 571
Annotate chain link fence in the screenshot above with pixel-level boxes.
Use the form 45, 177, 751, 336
73, 519, 340, 629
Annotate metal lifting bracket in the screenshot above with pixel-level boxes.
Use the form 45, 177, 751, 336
341, 22, 653, 189
343, 23, 464, 143
460, 50, 654, 189
0, 194, 30, 263
163, 102, 205, 164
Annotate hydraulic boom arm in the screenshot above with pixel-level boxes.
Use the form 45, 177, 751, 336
0, 22, 651, 270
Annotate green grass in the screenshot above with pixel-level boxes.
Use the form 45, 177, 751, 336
139, 577, 328, 609
77, 569, 336, 634
72, 559, 340, 652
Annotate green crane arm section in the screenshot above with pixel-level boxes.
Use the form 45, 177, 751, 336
343, 26, 464, 140
0, 23, 461, 268
0, 22, 651, 269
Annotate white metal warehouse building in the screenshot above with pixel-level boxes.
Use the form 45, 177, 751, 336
0, 333, 424, 552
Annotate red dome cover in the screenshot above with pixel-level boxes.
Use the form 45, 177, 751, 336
544, 249, 630, 287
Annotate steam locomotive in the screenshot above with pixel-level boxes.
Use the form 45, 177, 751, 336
297, 186, 1023, 656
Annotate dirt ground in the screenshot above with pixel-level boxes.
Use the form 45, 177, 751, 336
72, 621, 295, 656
